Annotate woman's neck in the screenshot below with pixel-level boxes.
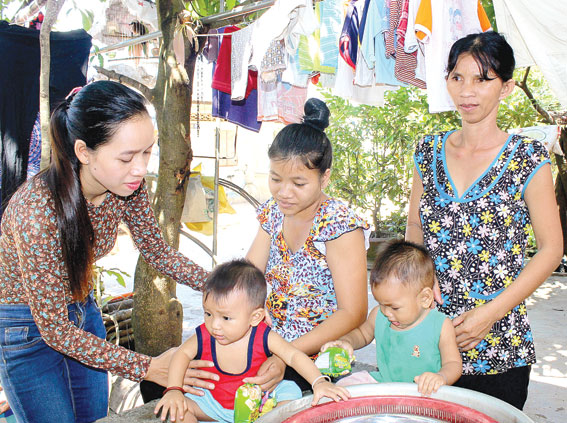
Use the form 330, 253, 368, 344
288, 192, 327, 224
457, 121, 507, 150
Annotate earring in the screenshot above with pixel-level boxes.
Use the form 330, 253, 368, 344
85, 160, 89, 165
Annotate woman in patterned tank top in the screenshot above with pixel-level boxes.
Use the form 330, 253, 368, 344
406, 32, 562, 409
247, 98, 370, 391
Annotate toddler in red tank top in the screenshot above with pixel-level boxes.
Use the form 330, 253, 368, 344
155, 259, 350, 422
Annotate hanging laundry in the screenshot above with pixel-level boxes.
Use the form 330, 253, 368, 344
202, 29, 220, 63
404, 0, 426, 82
212, 88, 262, 133
359, 0, 400, 86
0, 21, 91, 220
357, 0, 372, 46
334, 50, 392, 107
276, 81, 308, 124
389, 0, 426, 88
258, 76, 280, 122
231, 24, 255, 100
212, 26, 257, 99
257, 68, 307, 124
296, 0, 342, 74
249, 0, 317, 72
339, 0, 359, 71
212, 28, 262, 132
494, 0, 567, 108
257, 41, 287, 122
415, 0, 491, 113
354, 0, 377, 88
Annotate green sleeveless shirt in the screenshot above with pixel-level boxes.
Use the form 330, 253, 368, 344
371, 308, 447, 383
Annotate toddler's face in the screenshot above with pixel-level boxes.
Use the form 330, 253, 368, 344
203, 290, 259, 345
372, 280, 429, 330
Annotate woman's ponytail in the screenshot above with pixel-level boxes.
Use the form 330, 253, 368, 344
44, 101, 94, 301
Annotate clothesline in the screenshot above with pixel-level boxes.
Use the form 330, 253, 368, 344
93, 0, 273, 56
205, 0, 493, 131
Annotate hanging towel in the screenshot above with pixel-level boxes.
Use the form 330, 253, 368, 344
493, 0, 567, 108
0, 22, 91, 219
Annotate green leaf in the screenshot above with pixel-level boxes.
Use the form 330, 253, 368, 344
226, 0, 237, 11
80, 9, 94, 32
106, 270, 127, 287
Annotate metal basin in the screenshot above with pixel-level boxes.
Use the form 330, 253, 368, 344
256, 383, 533, 423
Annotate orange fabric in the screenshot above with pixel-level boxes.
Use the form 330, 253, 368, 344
415, 0, 432, 41
477, 0, 492, 31
415, 0, 491, 41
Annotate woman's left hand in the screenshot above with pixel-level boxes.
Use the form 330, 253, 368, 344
242, 355, 285, 392
452, 304, 497, 351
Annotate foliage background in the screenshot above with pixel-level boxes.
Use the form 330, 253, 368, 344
323, 67, 558, 236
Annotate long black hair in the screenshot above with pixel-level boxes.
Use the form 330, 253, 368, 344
447, 31, 515, 81
268, 98, 333, 174
43, 80, 149, 300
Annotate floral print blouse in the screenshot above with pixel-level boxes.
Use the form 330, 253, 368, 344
415, 131, 550, 375
257, 197, 369, 342
0, 178, 208, 382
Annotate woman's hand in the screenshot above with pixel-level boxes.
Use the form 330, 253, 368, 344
452, 304, 497, 351
0, 385, 10, 414
146, 348, 219, 396
242, 355, 285, 392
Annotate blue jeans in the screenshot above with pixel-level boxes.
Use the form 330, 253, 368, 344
0, 293, 108, 423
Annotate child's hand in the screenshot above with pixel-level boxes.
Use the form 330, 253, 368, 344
311, 381, 351, 406
414, 372, 446, 396
154, 391, 188, 422
320, 340, 354, 360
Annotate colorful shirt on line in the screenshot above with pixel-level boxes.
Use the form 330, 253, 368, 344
0, 177, 208, 382
257, 197, 369, 342
415, 131, 550, 375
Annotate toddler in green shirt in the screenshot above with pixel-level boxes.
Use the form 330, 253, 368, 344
322, 240, 462, 395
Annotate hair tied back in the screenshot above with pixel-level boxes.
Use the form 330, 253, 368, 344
302, 98, 330, 132
65, 86, 83, 105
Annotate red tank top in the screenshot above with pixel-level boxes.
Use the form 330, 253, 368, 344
195, 321, 271, 409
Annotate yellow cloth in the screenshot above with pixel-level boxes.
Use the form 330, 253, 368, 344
184, 164, 236, 235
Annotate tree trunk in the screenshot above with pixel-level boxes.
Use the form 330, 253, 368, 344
39, 0, 66, 171
132, 0, 198, 356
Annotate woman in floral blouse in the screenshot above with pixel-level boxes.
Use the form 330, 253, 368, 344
0, 81, 220, 422
406, 32, 562, 409
247, 98, 369, 391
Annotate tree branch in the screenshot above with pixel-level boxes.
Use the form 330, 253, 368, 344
94, 66, 154, 102
515, 67, 556, 125
39, 0, 66, 171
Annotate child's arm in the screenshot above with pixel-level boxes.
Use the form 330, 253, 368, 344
414, 318, 462, 396
268, 331, 350, 406
320, 306, 379, 358
154, 336, 199, 422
